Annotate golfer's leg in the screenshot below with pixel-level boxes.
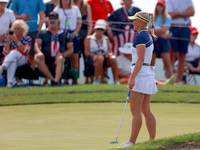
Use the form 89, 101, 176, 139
142, 94, 156, 140
129, 91, 144, 144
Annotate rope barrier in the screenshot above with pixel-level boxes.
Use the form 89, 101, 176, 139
1, 19, 191, 73
22, 18, 191, 41
25, 18, 191, 28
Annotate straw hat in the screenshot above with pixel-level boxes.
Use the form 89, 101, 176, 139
119, 43, 133, 54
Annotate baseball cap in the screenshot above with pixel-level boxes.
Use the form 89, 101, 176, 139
94, 19, 106, 30
157, 0, 165, 6
48, 12, 59, 20
190, 27, 198, 34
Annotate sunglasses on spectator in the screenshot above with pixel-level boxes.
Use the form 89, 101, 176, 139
96, 28, 105, 31
192, 33, 198, 36
157, 3, 164, 7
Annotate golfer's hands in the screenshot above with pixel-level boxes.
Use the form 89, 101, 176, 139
128, 78, 135, 91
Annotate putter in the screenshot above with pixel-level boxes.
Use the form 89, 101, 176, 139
110, 90, 131, 144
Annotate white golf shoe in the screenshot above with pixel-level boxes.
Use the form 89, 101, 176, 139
117, 141, 134, 148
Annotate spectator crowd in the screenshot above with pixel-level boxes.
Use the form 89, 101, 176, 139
0, 0, 199, 87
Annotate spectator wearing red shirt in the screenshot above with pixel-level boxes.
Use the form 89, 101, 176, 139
86, 0, 113, 24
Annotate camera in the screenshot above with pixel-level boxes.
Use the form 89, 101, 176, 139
98, 49, 105, 53
9, 31, 14, 35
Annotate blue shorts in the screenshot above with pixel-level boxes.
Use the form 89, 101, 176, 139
27, 31, 38, 55
84, 57, 108, 77
88, 57, 108, 68
170, 26, 190, 54
153, 38, 170, 55
68, 31, 82, 54
73, 36, 82, 54
187, 59, 199, 68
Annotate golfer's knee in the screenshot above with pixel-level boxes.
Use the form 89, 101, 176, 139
142, 108, 150, 117
130, 109, 141, 116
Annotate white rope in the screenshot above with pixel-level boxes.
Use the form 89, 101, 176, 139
21, 19, 191, 41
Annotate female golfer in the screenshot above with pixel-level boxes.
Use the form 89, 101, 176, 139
117, 11, 158, 148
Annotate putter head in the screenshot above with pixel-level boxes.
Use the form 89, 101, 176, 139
110, 140, 119, 144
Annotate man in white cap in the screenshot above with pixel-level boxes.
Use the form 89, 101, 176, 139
117, 43, 132, 84
0, 0, 15, 61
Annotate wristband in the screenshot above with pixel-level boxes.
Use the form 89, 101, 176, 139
73, 32, 78, 36
17, 41, 21, 46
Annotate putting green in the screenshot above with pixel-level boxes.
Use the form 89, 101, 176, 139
0, 103, 200, 150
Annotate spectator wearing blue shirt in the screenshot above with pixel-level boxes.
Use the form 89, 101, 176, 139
149, 0, 173, 80
11, 0, 46, 68
166, 0, 195, 84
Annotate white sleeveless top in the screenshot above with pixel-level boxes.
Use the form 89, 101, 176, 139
131, 29, 157, 95
89, 33, 108, 54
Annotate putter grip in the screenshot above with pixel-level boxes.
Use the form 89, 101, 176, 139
127, 90, 130, 98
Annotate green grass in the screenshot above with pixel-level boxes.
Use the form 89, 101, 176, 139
0, 103, 200, 150
112, 132, 200, 150
0, 84, 200, 106
1, 84, 200, 150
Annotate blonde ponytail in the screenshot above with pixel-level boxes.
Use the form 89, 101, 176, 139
149, 13, 157, 39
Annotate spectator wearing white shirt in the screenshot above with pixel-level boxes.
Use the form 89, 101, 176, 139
117, 43, 132, 84
185, 27, 200, 73
0, 0, 15, 61
54, 0, 82, 84
166, 0, 195, 84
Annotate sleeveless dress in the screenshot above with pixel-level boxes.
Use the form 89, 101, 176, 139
89, 34, 108, 55
131, 29, 158, 94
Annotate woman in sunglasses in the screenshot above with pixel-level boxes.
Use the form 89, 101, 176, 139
84, 19, 118, 84
149, 0, 174, 82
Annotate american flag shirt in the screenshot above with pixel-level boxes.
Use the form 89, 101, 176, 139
106, 6, 141, 56
3, 35, 32, 56
36, 29, 72, 58
50, 33, 60, 57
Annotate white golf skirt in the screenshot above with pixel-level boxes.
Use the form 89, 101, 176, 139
131, 75, 158, 95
